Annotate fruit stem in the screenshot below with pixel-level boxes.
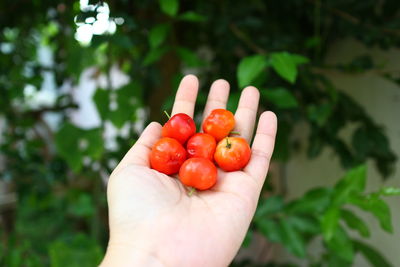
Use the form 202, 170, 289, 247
164, 110, 171, 119
188, 187, 196, 197
230, 131, 241, 135
226, 137, 232, 149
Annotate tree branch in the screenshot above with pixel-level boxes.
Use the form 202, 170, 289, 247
229, 23, 267, 55
23, 103, 78, 118
307, 0, 400, 37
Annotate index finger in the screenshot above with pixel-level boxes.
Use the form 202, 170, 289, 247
171, 74, 199, 117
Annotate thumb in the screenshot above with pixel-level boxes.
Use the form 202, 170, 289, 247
112, 122, 162, 175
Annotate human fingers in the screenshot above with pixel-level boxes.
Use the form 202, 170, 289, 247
202, 79, 230, 120
113, 122, 162, 174
244, 111, 277, 183
233, 86, 260, 142
171, 74, 199, 117
209, 111, 277, 210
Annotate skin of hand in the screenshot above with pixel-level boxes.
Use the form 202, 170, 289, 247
100, 75, 277, 267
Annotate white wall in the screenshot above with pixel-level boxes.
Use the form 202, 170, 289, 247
284, 39, 400, 266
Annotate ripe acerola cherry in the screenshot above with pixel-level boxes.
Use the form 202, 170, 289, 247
186, 133, 217, 161
214, 137, 251, 172
179, 158, 217, 190
202, 109, 235, 141
150, 137, 187, 175
161, 113, 196, 144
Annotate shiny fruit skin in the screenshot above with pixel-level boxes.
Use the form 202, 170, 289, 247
179, 158, 217, 190
161, 113, 196, 144
150, 137, 187, 175
214, 137, 251, 172
186, 133, 217, 161
203, 109, 235, 141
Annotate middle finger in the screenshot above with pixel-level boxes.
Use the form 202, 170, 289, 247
202, 79, 230, 120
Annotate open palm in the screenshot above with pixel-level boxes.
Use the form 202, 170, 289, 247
101, 75, 277, 267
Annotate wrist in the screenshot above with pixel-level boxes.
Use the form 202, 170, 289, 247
100, 242, 166, 267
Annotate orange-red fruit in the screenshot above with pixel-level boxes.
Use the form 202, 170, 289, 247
202, 109, 235, 141
186, 133, 217, 161
150, 137, 187, 175
214, 137, 251, 172
162, 113, 196, 144
179, 158, 217, 190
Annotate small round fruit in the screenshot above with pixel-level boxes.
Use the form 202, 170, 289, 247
150, 137, 187, 175
186, 133, 217, 161
214, 137, 251, 172
179, 158, 217, 190
202, 109, 235, 141
162, 113, 196, 144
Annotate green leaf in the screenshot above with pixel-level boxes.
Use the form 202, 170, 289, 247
256, 217, 307, 258
6, 249, 22, 267
307, 103, 332, 127
149, 24, 170, 48
261, 87, 298, 109
341, 209, 370, 237
281, 220, 306, 257
322, 207, 340, 241
237, 54, 268, 88
325, 226, 354, 262
82, 128, 103, 159
67, 192, 95, 217
291, 54, 310, 64
143, 47, 169, 66
348, 195, 393, 233
226, 92, 241, 112
108, 109, 129, 129
286, 187, 332, 214
307, 133, 324, 158
272, 121, 291, 161
271, 52, 296, 83
55, 123, 104, 171
178, 11, 207, 22
93, 88, 109, 120
49, 234, 102, 267
270, 52, 308, 84
94, 83, 141, 129
332, 165, 367, 206
255, 195, 284, 218
55, 123, 83, 172
256, 219, 284, 243
327, 253, 352, 267
286, 216, 320, 234
159, 0, 179, 17
109, 83, 141, 128
119, 80, 143, 100
176, 47, 205, 67
110, 34, 133, 49
353, 240, 392, 267
378, 187, 400, 196
352, 126, 371, 159
66, 40, 96, 82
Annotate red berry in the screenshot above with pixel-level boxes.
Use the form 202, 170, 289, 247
179, 158, 217, 190
162, 113, 196, 144
186, 133, 217, 161
150, 137, 187, 175
214, 137, 251, 172
203, 109, 235, 141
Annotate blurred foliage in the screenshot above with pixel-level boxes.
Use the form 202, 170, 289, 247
0, 0, 400, 266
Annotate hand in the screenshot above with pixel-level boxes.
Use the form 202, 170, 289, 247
100, 75, 277, 267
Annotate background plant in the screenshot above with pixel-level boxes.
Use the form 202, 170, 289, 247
0, 0, 399, 266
